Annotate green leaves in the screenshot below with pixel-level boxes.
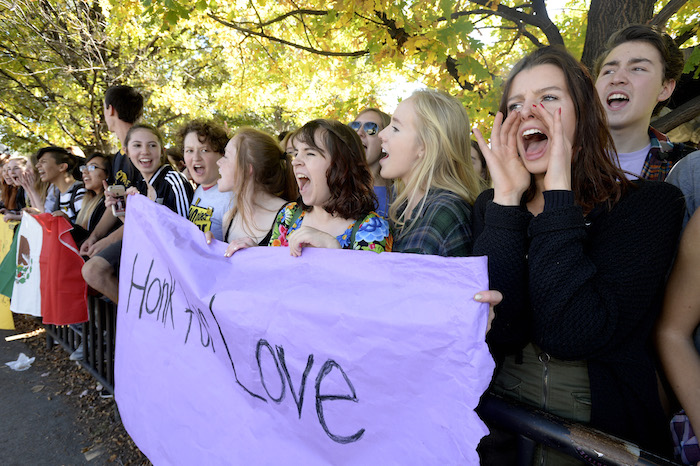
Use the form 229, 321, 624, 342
1, 0, 698, 154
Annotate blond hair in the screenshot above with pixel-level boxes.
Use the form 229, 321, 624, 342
390, 89, 481, 232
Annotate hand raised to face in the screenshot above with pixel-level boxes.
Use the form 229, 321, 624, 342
473, 110, 531, 206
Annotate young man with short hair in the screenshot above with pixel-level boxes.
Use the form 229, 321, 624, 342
595, 24, 688, 181
80, 85, 143, 257
81, 85, 144, 304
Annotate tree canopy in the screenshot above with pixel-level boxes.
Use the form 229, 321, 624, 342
0, 0, 698, 154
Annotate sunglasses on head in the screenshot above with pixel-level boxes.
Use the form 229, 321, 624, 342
349, 121, 379, 136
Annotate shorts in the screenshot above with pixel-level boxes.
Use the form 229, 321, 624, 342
96, 239, 123, 275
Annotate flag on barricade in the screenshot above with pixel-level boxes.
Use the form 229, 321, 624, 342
9, 213, 87, 325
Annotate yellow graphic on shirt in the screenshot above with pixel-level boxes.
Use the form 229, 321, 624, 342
189, 198, 213, 233
115, 170, 131, 187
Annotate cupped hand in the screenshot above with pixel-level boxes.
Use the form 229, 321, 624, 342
287, 225, 340, 257
19, 170, 35, 188
223, 237, 258, 257
531, 104, 573, 191
473, 111, 530, 206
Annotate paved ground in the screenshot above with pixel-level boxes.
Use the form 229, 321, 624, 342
0, 328, 93, 465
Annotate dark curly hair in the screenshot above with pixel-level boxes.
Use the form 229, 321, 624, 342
296, 119, 376, 219
175, 119, 229, 154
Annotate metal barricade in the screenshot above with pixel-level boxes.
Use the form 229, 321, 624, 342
478, 393, 681, 465
45, 295, 117, 394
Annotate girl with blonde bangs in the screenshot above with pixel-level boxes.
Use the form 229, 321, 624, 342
379, 88, 481, 256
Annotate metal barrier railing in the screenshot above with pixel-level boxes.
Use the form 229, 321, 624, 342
44, 295, 117, 394
44, 298, 682, 465
478, 393, 681, 466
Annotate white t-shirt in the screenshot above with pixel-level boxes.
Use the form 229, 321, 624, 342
188, 183, 232, 241
616, 144, 651, 180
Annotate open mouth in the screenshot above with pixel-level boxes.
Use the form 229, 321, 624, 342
192, 164, 205, 177
379, 148, 388, 161
296, 173, 310, 193
522, 128, 548, 159
606, 92, 629, 110
139, 158, 154, 169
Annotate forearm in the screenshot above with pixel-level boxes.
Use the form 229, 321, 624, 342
102, 225, 124, 244
658, 331, 700, 431
25, 187, 45, 213
90, 210, 120, 240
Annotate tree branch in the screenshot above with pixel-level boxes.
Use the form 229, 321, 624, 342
0, 106, 52, 144
467, 0, 564, 45
651, 95, 700, 133
237, 8, 328, 28
209, 13, 368, 57
649, 0, 688, 28
446, 56, 474, 91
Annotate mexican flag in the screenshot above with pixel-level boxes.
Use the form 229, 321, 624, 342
10, 213, 87, 325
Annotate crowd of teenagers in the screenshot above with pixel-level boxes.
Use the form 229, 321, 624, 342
2, 24, 700, 465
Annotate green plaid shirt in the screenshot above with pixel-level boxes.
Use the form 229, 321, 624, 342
392, 189, 473, 257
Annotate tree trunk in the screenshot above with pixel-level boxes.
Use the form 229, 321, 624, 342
580, 0, 656, 71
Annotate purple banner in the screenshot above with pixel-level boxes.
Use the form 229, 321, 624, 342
116, 194, 494, 464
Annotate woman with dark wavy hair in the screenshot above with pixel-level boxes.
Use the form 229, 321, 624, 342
227, 119, 391, 256
473, 46, 684, 463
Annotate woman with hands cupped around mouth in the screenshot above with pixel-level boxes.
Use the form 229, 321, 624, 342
222, 119, 391, 257
473, 46, 684, 464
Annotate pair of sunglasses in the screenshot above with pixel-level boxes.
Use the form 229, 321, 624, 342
349, 121, 379, 136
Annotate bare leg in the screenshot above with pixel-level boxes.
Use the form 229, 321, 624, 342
82, 256, 119, 304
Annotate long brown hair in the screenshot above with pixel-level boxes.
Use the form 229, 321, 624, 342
225, 127, 297, 236
296, 119, 376, 219
1, 159, 20, 210
500, 46, 631, 213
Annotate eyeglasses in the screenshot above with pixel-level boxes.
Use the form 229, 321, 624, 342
349, 121, 379, 136
79, 165, 106, 173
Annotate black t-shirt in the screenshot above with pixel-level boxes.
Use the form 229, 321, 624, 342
111, 149, 142, 188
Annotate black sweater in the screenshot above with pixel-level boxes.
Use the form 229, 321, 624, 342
472, 180, 684, 454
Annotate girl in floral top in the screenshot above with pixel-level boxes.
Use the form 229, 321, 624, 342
227, 119, 391, 256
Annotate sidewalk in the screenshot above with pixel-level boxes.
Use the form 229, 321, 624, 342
0, 328, 95, 465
